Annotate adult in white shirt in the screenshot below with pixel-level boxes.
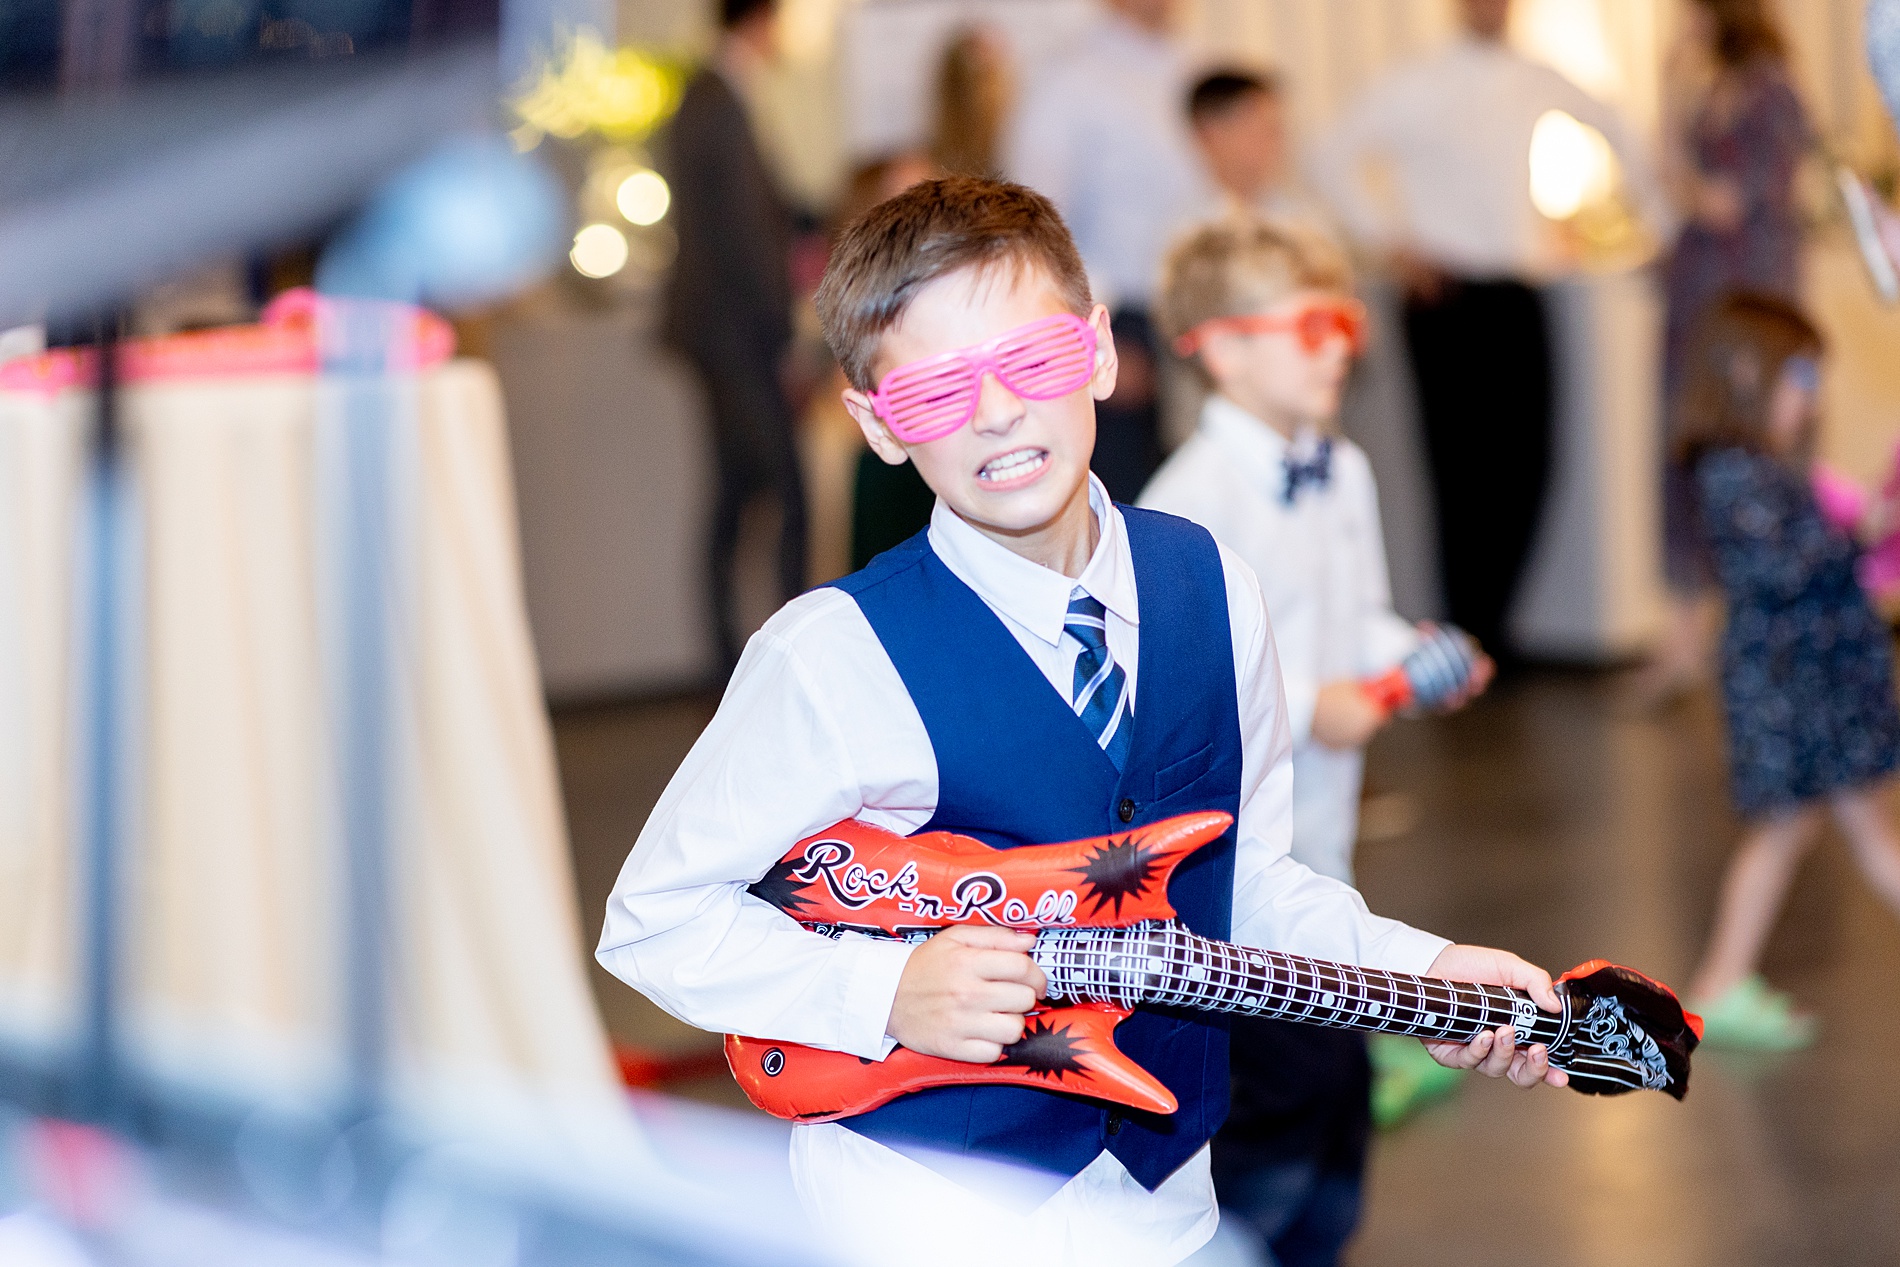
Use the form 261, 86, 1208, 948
1005, 0, 1210, 503
1309, 0, 1670, 660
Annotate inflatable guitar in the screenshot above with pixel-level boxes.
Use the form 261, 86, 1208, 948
728, 812, 1702, 1122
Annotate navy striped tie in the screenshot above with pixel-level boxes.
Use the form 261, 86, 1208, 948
1065, 591, 1133, 770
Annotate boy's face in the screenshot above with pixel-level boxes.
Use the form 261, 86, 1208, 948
1197, 288, 1354, 436
1193, 91, 1286, 204
842, 263, 1117, 560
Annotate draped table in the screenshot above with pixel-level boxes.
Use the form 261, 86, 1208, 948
0, 293, 626, 1144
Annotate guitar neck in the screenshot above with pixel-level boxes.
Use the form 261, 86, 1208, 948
1033, 921, 1572, 1051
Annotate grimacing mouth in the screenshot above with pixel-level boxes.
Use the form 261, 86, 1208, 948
976, 447, 1050, 483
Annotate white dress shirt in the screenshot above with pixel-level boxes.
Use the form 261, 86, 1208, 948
1004, 15, 1211, 311
1309, 34, 1672, 280
1140, 397, 1420, 884
597, 476, 1448, 1265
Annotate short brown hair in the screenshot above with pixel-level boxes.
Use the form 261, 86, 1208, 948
1157, 215, 1352, 376
1692, 0, 1787, 69
815, 176, 1091, 391
1672, 291, 1823, 463
1187, 69, 1281, 126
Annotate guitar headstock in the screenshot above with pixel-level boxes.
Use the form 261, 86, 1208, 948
1555, 961, 1702, 1100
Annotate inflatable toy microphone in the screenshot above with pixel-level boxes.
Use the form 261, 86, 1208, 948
1360, 623, 1481, 715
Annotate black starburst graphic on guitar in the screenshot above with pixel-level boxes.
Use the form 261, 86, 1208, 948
747, 856, 817, 918
1066, 833, 1165, 919
997, 1017, 1091, 1081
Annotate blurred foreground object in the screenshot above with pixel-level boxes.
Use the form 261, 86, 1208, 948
0, 291, 615, 1122
0, 44, 499, 327
0, 1101, 823, 1266
1837, 165, 1900, 305
0, 294, 825, 1263
1870, 0, 1900, 130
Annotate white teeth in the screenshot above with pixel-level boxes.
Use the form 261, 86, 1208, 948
979, 450, 1046, 481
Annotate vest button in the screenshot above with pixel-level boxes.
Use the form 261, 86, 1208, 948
1117, 798, 1136, 824
1106, 1113, 1124, 1136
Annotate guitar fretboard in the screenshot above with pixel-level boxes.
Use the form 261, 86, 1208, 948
1033, 920, 1567, 1048
806, 918, 1674, 1094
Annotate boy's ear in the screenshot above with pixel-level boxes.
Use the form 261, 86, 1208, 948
1196, 329, 1240, 386
1088, 303, 1120, 402
841, 386, 913, 466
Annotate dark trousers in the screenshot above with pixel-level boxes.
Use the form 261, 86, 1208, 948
1402, 280, 1553, 658
1213, 1022, 1372, 1267
694, 347, 807, 672
1093, 308, 1164, 504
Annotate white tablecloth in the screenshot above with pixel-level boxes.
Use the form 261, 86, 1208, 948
0, 348, 623, 1133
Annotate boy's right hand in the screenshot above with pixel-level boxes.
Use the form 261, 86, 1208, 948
887, 926, 1048, 1063
1313, 679, 1389, 750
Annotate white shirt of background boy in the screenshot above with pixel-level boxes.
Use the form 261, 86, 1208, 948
1141, 394, 1420, 884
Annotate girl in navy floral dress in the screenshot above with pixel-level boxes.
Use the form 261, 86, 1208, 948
1678, 293, 1900, 1049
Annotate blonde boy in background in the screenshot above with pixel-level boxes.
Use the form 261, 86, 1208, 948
1140, 218, 1491, 1266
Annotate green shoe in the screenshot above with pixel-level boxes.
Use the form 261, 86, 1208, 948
1369, 1033, 1464, 1130
1691, 976, 1817, 1052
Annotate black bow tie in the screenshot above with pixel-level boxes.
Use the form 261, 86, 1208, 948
1281, 439, 1333, 505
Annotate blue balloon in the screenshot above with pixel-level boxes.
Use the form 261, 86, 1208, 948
318, 134, 568, 308
1870, 0, 1900, 131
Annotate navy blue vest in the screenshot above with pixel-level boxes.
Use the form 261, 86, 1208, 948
828, 507, 1242, 1191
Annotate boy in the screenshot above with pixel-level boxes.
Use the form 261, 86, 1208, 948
1141, 216, 1490, 1264
598, 178, 1556, 1266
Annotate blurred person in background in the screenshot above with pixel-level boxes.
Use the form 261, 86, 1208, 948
1006, 0, 1209, 502
822, 154, 942, 575
1187, 68, 1328, 237
931, 25, 1014, 179
1673, 293, 1900, 1049
662, 0, 805, 675
1310, 0, 1670, 663
846, 29, 1020, 570
1636, 0, 1814, 707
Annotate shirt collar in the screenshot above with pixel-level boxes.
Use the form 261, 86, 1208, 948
1200, 393, 1305, 461
1199, 394, 1330, 492
928, 474, 1140, 647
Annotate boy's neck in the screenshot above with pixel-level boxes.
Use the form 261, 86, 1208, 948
953, 476, 1101, 578
1218, 390, 1309, 443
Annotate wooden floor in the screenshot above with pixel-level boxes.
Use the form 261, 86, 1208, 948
556, 670, 1900, 1267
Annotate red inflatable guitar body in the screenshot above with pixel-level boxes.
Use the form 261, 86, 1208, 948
728, 814, 1701, 1122
729, 813, 1229, 1120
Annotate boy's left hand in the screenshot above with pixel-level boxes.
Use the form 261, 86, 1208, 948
1314, 679, 1391, 749
1442, 650, 1495, 711
1415, 621, 1494, 713
1421, 944, 1569, 1090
